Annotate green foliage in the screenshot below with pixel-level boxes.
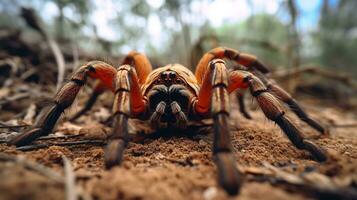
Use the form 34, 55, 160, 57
315, 0, 357, 76
216, 14, 289, 68
0, 0, 356, 77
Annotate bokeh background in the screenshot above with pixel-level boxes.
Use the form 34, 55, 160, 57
0, 2, 356, 200
0, 0, 356, 108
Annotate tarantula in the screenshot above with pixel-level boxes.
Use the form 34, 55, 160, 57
9, 47, 327, 195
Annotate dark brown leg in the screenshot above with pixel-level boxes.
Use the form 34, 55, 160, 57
236, 91, 252, 119
105, 65, 147, 168
105, 51, 153, 167
229, 70, 327, 162
253, 70, 327, 134
195, 59, 242, 195
69, 82, 105, 122
9, 61, 117, 146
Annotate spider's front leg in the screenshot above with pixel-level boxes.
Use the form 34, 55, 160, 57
104, 65, 148, 168
70, 51, 152, 122
9, 61, 117, 146
194, 59, 242, 195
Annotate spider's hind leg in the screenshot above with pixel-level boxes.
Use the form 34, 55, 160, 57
228, 70, 327, 162
236, 91, 253, 119
69, 81, 106, 122
254, 70, 328, 135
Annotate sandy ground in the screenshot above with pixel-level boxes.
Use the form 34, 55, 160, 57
0, 93, 356, 200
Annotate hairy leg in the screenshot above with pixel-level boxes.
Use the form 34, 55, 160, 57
9, 61, 117, 146
69, 81, 106, 122
195, 47, 270, 84
236, 91, 252, 119
252, 70, 327, 134
71, 51, 153, 121
228, 70, 327, 162
105, 65, 148, 168
121, 50, 153, 84
194, 59, 242, 195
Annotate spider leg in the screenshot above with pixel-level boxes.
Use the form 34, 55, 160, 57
195, 47, 270, 84
70, 51, 153, 122
69, 81, 105, 122
195, 46, 326, 134
105, 65, 148, 168
253, 70, 327, 135
228, 70, 327, 162
194, 59, 242, 195
236, 91, 252, 119
121, 50, 153, 84
8, 61, 118, 146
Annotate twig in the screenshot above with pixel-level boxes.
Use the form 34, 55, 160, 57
330, 123, 357, 128
0, 121, 29, 133
165, 157, 193, 166
37, 134, 84, 140
62, 156, 77, 200
0, 134, 83, 144
0, 122, 29, 129
0, 153, 63, 182
23, 103, 37, 124
241, 163, 357, 200
48, 38, 66, 91
0, 93, 30, 106
20, 7, 66, 91
16, 140, 106, 151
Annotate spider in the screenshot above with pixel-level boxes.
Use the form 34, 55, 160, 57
9, 47, 328, 195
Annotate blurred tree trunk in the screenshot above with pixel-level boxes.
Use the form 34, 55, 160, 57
56, 1, 65, 39
286, 0, 301, 93
177, 14, 191, 67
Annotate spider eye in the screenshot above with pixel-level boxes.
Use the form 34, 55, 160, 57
176, 79, 183, 84
169, 72, 176, 79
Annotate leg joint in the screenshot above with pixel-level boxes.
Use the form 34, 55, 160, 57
210, 59, 229, 87
251, 89, 268, 97
117, 64, 133, 72
115, 69, 131, 92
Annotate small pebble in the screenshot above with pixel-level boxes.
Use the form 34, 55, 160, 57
203, 187, 217, 200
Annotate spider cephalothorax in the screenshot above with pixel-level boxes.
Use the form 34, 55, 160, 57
142, 65, 198, 129
9, 47, 328, 195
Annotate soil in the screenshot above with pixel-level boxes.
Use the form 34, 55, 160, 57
0, 93, 356, 200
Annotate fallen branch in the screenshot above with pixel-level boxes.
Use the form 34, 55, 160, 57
240, 162, 357, 200
16, 140, 106, 151
37, 134, 84, 140
48, 38, 66, 91
20, 7, 66, 91
62, 156, 77, 200
0, 134, 83, 144
0, 93, 30, 106
330, 123, 357, 128
0, 122, 29, 129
